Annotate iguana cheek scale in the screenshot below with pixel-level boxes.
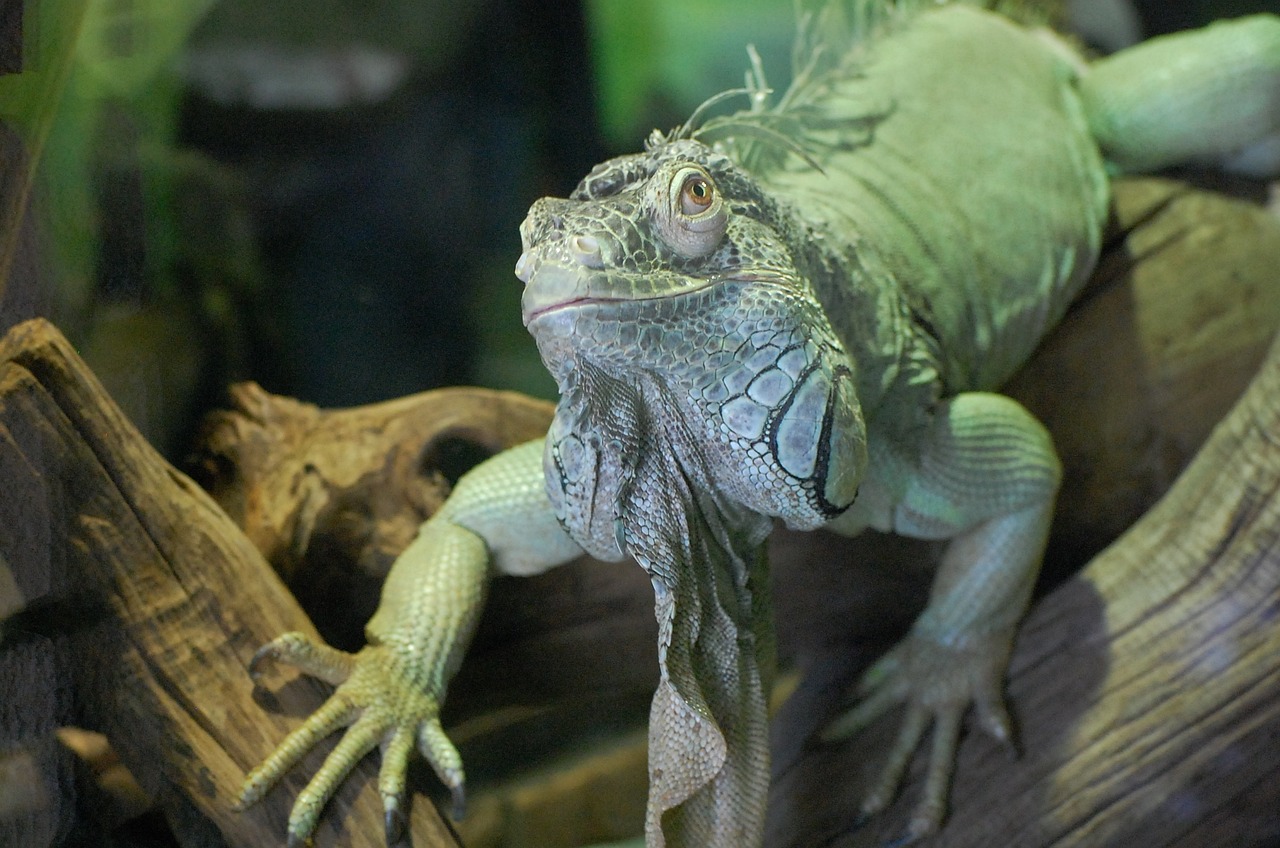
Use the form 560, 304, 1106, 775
237, 3, 1280, 846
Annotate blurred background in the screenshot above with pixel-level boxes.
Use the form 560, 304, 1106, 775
0, 0, 1275, 461
1, 1, 1278, 846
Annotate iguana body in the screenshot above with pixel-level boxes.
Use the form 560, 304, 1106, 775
238, 3, 1280, 846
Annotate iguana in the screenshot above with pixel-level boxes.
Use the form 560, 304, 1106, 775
236, 2, 1280, 846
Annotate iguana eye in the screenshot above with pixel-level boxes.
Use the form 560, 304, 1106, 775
658, 165, 727, 258
680, 175, 714, 215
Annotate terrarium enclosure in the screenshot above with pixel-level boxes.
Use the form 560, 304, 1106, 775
2, 1, 1280, 847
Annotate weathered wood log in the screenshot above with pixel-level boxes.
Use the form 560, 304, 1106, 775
770, 334, 1280, 847
190, 380, 557, 652
1010, 175, 1280, 582
0, 318, 461, 848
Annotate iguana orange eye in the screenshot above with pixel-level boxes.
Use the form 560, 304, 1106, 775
681, 175, 715, 215
659, 164, 726, 258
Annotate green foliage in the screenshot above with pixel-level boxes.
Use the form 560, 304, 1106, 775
0, 0, 218, 325
0, 0, 89, 303
585, 0, 796, 149
582, 1, 1064, 152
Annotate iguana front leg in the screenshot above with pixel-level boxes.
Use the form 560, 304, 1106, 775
825, 392, 1060, 842
238, 438, 583, 846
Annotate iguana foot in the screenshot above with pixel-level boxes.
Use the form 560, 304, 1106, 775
824, 629, 1017, 843
237, 631, 464, 847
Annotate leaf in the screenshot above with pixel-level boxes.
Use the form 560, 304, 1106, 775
0, 0, 218, 317
0, 0, 91, 304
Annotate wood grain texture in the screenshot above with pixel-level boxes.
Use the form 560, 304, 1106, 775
0, 319, 460, 848
190, 380, 557, 651
1010, 175, 1280, 582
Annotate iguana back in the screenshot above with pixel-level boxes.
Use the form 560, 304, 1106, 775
756, 4, 1108, 395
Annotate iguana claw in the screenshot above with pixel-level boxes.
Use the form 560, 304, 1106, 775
825, 628, 1018, 837
238, 632, 464, 847
385, 803, 407, 846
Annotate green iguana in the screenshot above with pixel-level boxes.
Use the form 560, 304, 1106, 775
236, 2, 1280, 845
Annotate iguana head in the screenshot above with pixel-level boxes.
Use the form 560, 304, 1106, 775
516, 137, 865, 533
518, 138, 793, 331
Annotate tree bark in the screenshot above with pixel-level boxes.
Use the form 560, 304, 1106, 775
0, 319, 462, 848
189, 379, 556, 652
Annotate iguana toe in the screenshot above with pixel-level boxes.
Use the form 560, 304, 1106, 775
238, 694, 359, 809
240, 640, 465, 846
417, 718, 466, 817
830, 628, 1020, 836
249, 631, 355, 686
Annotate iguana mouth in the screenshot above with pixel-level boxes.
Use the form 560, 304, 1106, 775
519, 261, 691, 324
518, 250, 778, 325
521, 272, 770, 326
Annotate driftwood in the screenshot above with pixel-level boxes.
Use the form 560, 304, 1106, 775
0, 319, 464, 847
2, 173, 1279, 847
772, 309, 1280, 846
190, 380, 556, 652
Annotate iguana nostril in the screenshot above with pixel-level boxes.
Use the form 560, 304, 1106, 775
573, 235, 605, 268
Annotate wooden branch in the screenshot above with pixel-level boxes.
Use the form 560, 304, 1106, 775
0, 318, 460, 847
767, 177, 1280, 847
189, 380, 555, 651
1009, 175, 1280, 581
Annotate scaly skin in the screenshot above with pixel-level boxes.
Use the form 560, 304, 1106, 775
239, 3, 1280, 846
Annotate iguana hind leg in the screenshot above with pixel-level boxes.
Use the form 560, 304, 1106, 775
826, 392, 1060, 842
1080, 14, 1280, 174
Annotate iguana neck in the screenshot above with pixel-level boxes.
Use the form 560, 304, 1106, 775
542, 357, 774, 563
760, 180, 947, 430
536, 253, 868, 535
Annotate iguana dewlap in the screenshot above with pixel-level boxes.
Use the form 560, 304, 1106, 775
237, 3, 1280, 846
